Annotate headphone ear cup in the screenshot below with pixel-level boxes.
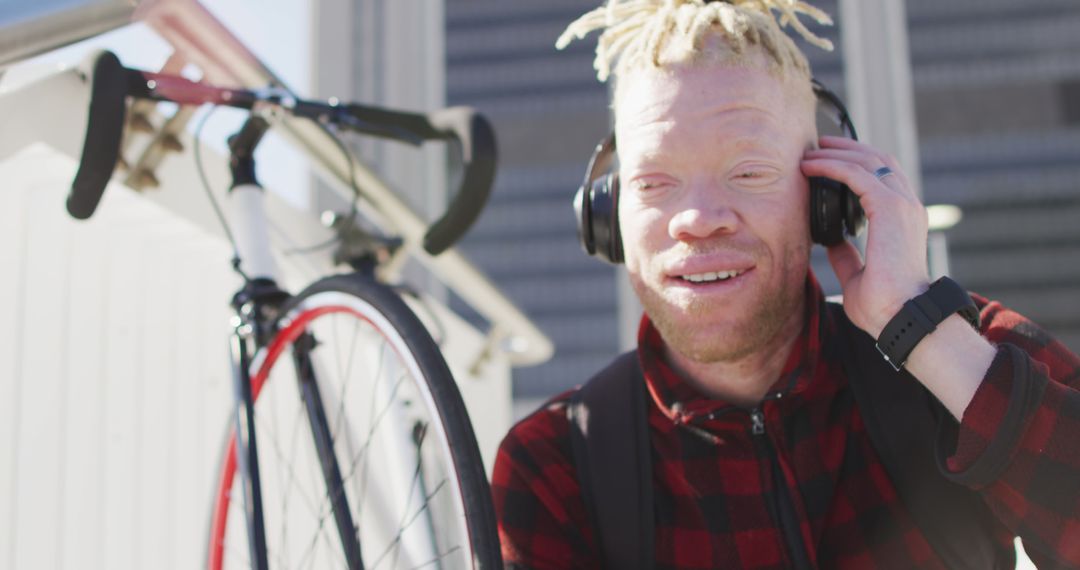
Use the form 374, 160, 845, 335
810, 79, 866, 245
810, 176, 866, 246
588, 174, 623, 264
809, 176, 844, 246
606, 175, 624, 263
843, 186, 866, 239
573, 134, 622, 263
574, 183, 597, 256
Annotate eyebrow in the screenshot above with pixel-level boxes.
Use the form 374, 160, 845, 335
618, 125, 790, 167
730, 137, 784, 158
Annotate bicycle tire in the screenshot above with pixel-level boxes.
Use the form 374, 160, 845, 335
207, 273, 502, 570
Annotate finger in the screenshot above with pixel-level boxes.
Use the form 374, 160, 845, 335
826, 239, 863, 290
801, 157, 916, 205
817, 135, 899, 169
805, 157, 931, 258
804, 148, 890, 176
805, 148, 911, 193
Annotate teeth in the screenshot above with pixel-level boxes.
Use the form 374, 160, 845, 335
682, 270, 741, 283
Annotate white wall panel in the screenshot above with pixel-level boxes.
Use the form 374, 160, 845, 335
0, 146, 238, 569
15, 178, 71, 570
0, 162, 28, 570
60, 215, 108, 569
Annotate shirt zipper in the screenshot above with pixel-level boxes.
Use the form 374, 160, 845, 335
749, 407, 814, 570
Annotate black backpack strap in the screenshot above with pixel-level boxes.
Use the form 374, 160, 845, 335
567, 351, 655, 570
830, 302, 1007, 570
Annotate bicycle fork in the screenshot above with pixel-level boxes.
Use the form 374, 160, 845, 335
292, 332, 365, 569
229, 325, 270, 570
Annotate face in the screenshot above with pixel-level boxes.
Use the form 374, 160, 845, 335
615, 61, 816, 363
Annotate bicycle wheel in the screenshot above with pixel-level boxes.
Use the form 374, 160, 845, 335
207, 274, 502, 570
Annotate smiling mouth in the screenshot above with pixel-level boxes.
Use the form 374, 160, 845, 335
677, 269, 746, 284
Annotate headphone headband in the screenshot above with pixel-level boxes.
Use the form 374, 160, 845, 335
584, 135, 617, 186
810, 79, 858, 141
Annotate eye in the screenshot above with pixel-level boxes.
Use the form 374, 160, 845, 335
730, 166, 781, 189
629, 177, 672, 192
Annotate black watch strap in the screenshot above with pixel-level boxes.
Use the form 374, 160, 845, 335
875, 276, 981, 371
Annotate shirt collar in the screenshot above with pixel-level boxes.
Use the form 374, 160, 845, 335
637, 271, 829, 424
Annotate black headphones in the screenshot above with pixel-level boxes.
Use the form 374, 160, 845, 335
573, 79, 866, 264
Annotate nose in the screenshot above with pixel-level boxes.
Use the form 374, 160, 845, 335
667, 184, 739, 241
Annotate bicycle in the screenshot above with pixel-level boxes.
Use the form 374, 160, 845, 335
69, 49, 504, 570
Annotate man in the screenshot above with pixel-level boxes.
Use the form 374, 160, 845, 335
492, 1, 1080, 568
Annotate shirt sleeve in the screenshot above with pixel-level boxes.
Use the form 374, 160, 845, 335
937, 296, 1080, 568
491, 399, 601, 569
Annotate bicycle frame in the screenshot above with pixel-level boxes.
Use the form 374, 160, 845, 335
218, 117, 369, 570
219, 113, 465, 569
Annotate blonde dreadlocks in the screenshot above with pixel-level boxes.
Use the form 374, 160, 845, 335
556, 0, 834, 82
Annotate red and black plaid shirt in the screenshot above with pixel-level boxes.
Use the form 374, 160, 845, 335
492, 274, 1080, 569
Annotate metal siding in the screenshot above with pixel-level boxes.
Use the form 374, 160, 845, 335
447, 0, 617, 404
910, 0, 1080, 355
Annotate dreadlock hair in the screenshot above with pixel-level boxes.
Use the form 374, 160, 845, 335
556, 0, 834, 83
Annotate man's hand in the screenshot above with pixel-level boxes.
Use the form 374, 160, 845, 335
801, 135, 996, 421
800, 135, 931, 337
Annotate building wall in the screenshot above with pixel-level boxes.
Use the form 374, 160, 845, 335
909, 0, 1080, 350
446, 1, 618, 415
446, 0, 1080, 415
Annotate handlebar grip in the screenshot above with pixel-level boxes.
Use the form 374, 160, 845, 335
421, 107, 497, 256
67, 50, 128, 220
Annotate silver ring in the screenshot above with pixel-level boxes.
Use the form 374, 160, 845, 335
873, 166, 895, 181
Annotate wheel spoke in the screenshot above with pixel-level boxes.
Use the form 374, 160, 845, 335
356, 341, 390, 518
330, 316, 362, 445
370, 479, 450, 570
348, 371, 409, 483
293, 343, 408, 570
409, 545, 463, 570
254, 397, 322, 519
368, 423, 454, 570
379, 424, 429, 570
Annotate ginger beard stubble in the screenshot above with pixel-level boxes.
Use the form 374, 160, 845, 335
615, 60, 816, 365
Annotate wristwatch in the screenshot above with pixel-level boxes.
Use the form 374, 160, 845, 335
875, 276, 981, 372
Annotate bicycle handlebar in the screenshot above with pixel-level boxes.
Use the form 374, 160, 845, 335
67, 50, 497, 255
332, 103, 497, 256
415, 107, 496, 256
68, 50, 127, 220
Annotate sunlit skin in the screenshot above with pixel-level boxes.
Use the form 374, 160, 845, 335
615, 60, 817, 406
615, 56, 996, 416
